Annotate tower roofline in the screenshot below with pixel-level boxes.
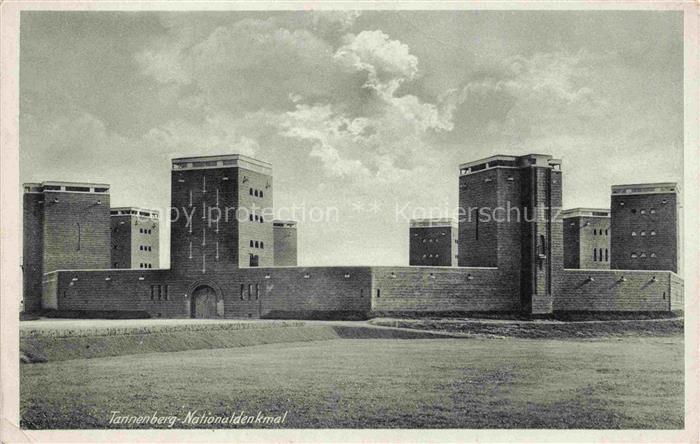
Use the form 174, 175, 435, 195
410, 218, 456, 228
171, 153, 272, 175
560, 208, 610, 218
273, 219, 298, 227
23, 181, 110, 194
611, 182, 680, 195
110, 207, 160, 218
459, 154, 560, 176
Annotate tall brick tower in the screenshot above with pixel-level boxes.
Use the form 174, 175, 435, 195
22, 181, 111, 312
409, 218, 457, 266
273, 220, 298, 266
170, 154, 274, 278
458, 154, 563, 314
561, 208, 610, 269
110, 207, 160, 269
610, 183, 679, 273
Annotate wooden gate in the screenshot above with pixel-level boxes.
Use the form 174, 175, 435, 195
191, 285, 218, 318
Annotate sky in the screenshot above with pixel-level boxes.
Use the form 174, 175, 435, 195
20, 10, 683, 267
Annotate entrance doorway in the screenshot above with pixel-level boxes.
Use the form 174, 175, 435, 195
191, 285, 218, 318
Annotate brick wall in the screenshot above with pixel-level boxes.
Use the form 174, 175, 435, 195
458, 171, 499, 267
497, 167, 524, 279
563, 218, 581, 268
517, 166, 560, 314
579, 217, 610, 269
23, 193, 44, 311
237, 169, 274, 268
44, 266, 373, 319
370, 266, 516, 313
548, 169, 564, 311
110, 215, 131, 268
670, 273, 684, 311
226, 267, 372, 318
42, 191, 111, 273
171, 166, 274, 274
563, 216, 611, 269
556, 269, 679, 312
273, 226, 297, 266
409, 226, 455, 266
42, 273, 58, 309
44, 263, 681, 317
170, 167, 241, 276
611, 193, 677, 272
131, 217, 160, 269
45, 269, 190, 318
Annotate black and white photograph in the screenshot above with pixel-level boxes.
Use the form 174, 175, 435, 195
0, 1, 698, 442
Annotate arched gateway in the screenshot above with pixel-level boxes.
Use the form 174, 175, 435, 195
191, 285, 219, 318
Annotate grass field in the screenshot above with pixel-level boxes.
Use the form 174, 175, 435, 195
20, 323, 450, 363
21, 334, 683, 429
369, 317, 684, 338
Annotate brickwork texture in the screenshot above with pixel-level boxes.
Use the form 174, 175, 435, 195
31, 153, 684, 318
611, 192, 678, 273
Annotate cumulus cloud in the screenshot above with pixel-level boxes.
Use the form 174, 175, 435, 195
333, 31, 453, 132
334, 30, 418, 93
95, 23, 616, 195
143, 113, 259, 158
439, 50, 612, 149
267, 30, 459, 189
279, 98, 444, 190
280, 104, 373, 180
133, 16, 620, 208
135, 20, 453, 188
136, 17, 355, 113
309, 11, 362, 36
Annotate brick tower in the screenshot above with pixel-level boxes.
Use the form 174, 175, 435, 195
458, 154, 563, 314
110, 207, 160, 269
561, 208, 610, 269
610, 183, 679, 273
409, 218, 457, 266
22, 181, 111, 312
170, 154, 274, 278
273, 220, 298, 266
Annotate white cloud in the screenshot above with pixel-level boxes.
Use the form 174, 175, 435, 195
279, 97, 446, 192
309, 11, 361, 35
143, 114, 259, 158
440, 50, 612, 148
134, 46, 190, 84
136, 17, 349, 113
334, 30, 418, 94
385, 93, 453, 132
280, 104, 372, 180
274, 34, 454, 188
333, 31, 454, 132
135, 18, 455, 188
